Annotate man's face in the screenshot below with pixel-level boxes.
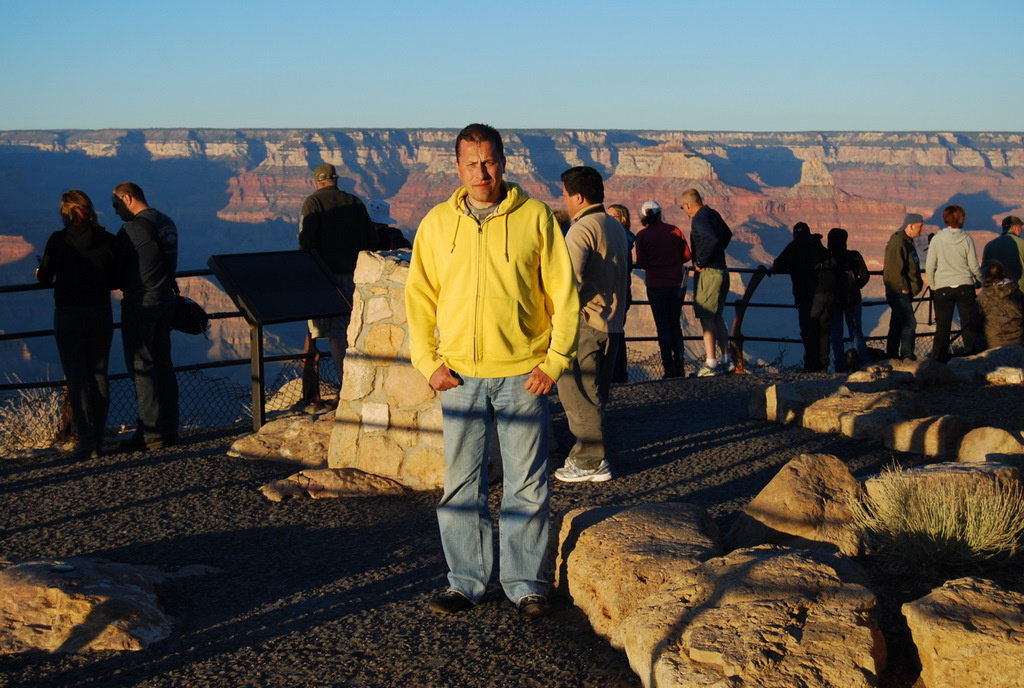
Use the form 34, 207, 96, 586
562, 186, 585, 218
906, 222, 924, 238
456, 139, 505, 207
1012, 223, 1023, 236
679, 199, 698, 218
112, 194, 133, 222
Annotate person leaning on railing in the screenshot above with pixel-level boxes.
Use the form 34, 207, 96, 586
882, 213, 925, 361
35, 190, 119, 460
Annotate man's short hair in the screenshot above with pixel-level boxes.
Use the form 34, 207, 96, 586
113, 181, 146, 204
680, 188, 703, 206
560, 166, 604, 204
455, 123, 504, 162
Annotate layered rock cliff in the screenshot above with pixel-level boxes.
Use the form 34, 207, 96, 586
2, 127, 1022, 378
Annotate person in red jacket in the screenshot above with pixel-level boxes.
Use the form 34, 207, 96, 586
633, 200, 691, 378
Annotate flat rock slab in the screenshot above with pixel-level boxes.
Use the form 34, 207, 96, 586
228, 414, 333, 467
612, 545, 885, 688
556, 502, 720, 640
259, 467, 406, 501
902, 576, 1024, 688
862, 461, 1022, 503
0, 558, 174, 653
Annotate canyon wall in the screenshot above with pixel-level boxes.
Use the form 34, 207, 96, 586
2, 128, 1022, 378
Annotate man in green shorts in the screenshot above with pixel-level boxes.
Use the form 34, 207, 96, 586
680, 189, 733, 376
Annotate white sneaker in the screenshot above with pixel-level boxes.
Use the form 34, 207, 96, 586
554, 459, 612, 483
697, 363, 720, 377
722, 358, 737, 374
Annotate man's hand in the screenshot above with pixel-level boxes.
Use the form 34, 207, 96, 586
524, 367, 555, 396
429, 364, 462, 392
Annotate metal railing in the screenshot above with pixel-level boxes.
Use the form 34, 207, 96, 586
1, 263, 945, 451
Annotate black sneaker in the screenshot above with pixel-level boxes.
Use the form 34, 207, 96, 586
517, 594, 550, 621
428, 589, 475, 615
120, 434, 151, 452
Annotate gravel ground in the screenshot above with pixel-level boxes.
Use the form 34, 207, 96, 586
1, 371, 910, 688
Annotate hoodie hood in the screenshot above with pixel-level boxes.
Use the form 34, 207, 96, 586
445, 181, 530, 261
64, 223, 106, 251
940, 226, 972, 246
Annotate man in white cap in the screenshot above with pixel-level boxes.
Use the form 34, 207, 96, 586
367, 199, 411, 251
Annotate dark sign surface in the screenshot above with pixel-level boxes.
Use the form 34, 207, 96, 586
207, 251, 351, 325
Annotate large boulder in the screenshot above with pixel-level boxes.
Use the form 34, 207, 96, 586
612, 546, 886, 688
723, 453, 864, 556
0, 559, 173, 653
555, 502, 720, 640
902, 577, 1024, 688
957, 426, 1024, 467
801, 388, 914, 437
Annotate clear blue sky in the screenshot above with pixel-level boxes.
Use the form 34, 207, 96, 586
2, 0, 1021, 132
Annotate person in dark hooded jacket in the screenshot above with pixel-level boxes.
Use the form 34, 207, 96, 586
772, 222, 837, 371
36, 190, 118, 460
827, 227, 871, 370
977, 261, 1024, 349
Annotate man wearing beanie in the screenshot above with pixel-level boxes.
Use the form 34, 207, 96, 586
982, 216, 1024, 291
883, 213, 925, 359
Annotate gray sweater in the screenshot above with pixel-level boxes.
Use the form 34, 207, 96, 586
926, 226, 981, 290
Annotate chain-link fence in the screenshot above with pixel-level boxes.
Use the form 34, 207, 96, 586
0, 356, 343, 454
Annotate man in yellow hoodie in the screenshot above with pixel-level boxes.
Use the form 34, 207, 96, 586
406, 123, 579, 621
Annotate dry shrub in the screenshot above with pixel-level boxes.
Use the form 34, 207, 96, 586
0, 384, 65, 453
850, 465, 1024, 569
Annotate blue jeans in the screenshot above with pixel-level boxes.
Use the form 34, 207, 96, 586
121, 291, 179, 440
646, 285, 685, 377
830, 302, 870, 369
437, 373, 550, 604
885, 291, 917, 359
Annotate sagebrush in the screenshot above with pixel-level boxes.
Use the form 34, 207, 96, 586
0, 384, 66, 453
850, 465, 1024, 568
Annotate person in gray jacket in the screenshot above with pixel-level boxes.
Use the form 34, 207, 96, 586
925, 204, 982, 362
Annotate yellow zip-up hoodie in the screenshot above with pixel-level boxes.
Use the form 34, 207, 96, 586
406, 182, 579, 382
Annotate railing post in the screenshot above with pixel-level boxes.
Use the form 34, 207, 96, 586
728, 265, 771, 374
300, 331, 320, 403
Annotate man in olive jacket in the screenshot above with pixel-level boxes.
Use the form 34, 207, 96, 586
883, 213, 925, 359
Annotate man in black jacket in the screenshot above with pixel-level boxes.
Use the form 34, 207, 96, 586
298, 164, 378, 385
772, 222, 837, 372
112, 181, 179, 450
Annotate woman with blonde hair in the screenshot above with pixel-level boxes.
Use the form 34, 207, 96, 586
36, 190, 118, 459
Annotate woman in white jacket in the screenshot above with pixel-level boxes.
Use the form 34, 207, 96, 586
925, 204, 982, 361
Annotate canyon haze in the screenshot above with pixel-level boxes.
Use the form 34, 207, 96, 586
2, 128, 1023, 385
